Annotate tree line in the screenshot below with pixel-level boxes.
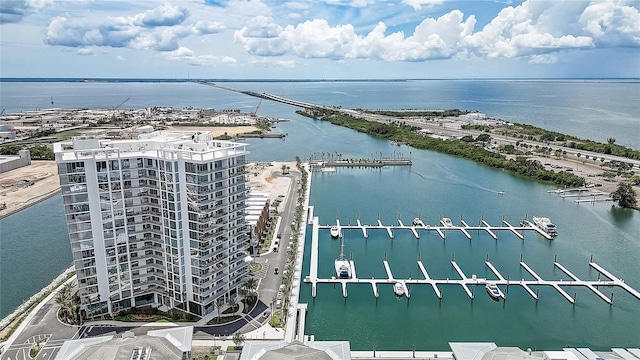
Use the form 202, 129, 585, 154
297, 108, 585, 187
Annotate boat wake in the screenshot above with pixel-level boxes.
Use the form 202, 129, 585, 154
410, 170, 504, 195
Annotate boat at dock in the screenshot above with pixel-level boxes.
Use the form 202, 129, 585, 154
394, 282, 405, 297
532, 216, 558, 237
412, 218, 421, 226
330, 225, 340, 238
485, 282, 502, 300
334, 239, 351, 279
440, 217, 454, 227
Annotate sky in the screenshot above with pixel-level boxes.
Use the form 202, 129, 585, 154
1, 0, 639, 79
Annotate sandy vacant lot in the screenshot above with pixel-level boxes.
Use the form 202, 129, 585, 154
167, 125, 258, 137
0, 161, 61, 218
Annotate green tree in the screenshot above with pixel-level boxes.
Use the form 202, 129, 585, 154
55, 283, 79, 324
227, 297, 238, 313
232, 331, 246, 347
216, 298, 225, 322
0, 145, 21, 155
610, 182, 637, 209
630, 174, 640, 186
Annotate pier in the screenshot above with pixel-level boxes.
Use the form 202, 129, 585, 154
304, 216, 640, 305
309, 156, 412, 169
320, 216, 556, 241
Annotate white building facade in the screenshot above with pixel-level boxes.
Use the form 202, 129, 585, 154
54, 131, 250, 318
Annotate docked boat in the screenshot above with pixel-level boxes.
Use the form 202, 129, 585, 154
412, 217, 421, 226
393, 282, 405, 297
485, 282, 502, 300
440, 217, 454, 227
532, 216, 558, 237
330, 225, 340, 238
334, 239, 351, 279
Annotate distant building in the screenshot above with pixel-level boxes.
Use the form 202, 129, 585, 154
0, 149, 31, 173
54, 131, 250, 318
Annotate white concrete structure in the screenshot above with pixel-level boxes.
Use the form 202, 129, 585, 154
54, 131, 250, 318
0, 149, 31, 173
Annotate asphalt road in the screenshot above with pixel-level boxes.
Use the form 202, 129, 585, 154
0, 167, 302, 359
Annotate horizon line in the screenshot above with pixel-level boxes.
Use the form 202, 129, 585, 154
1, 77, 639, 83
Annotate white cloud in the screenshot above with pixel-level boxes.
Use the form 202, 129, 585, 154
194, 20, 226, 34
164, 46, 235, 66
44, 2, 223, 52
132, 2, 189, 28
77, 48, 94, 56
528, 54, 558, 64
116, 55, 125, 60
402, 0, 445, 11
234, 0, 640, 65
579, 1, 640, 47
221, 56, 237, 63
235, 10, 476, 61
0, 0, 53, 23
319, 0, 376, 8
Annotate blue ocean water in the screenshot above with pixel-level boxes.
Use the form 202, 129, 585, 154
0, 80, 639, 349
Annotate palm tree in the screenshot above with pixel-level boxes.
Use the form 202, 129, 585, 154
227, 297, 238, 314
216, 298, 224, 322
232, 331, 246, 348
55, 283, 79, 324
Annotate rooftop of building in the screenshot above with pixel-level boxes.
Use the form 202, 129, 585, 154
240, 340, 352, 360
55, 327, 192, 360
53, 130, 249, 162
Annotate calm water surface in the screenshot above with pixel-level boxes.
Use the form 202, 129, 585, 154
0, 81, 639, 349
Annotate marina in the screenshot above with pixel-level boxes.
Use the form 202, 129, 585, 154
319, 216, 554, 240
305, 217, 640, 305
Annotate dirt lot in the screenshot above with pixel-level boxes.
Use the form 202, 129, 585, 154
0, 161, 61, 218
167, 125, 258, 137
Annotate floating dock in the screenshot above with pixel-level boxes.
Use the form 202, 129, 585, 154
320, 216, 555, 240
304, 217, 640, 304
310, 157, 411, 169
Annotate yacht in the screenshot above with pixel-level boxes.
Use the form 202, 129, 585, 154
532, 216, 558, 237
334, 239, 351, 279
440, 217, 454, 227
393, 282, 405, 297
412, 217, 421, 226
330, 225, 340, 238
485, 282, 502, 300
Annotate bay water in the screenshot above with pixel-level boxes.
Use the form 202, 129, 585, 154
0, 80, 639, 349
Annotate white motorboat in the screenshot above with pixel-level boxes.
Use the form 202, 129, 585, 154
532, 216, 558, 237
330, 225, 340, 238
334, 239, 351, 279
412, 217, 421, 226
394, 282, 405, 297
485, 282, 503, 300
440, 217, 454, 227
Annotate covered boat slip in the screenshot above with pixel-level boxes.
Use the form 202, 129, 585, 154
305, 216, 640, 304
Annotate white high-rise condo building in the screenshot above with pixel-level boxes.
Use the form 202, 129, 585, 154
54, 131, 250, 318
